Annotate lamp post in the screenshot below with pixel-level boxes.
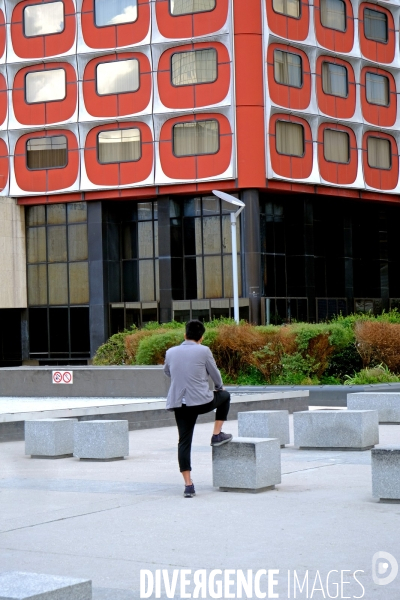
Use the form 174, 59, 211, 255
212, 190, 245, 324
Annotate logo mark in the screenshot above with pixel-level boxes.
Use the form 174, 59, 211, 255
372, 552, 398, 586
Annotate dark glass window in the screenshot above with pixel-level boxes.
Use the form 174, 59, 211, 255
173, 121, 219, 157
366, 72, 389, 106
98, 129, 141, 163
170, 0, 215, 16
274, 50, 302, 88
27, 136, 67, 170
364, 8, 388, 43
320, 0, 346, 31
322, 62, 348, 97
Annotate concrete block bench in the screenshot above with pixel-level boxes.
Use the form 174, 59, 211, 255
293, 410, 379, 450
372, 447, 400, 502
0, 572, 91, 600
74, 420, 129, 461
25, 419, 77, 459
212, 438, 281, 493
347, 393, 400, 424
238, 410, 290, 447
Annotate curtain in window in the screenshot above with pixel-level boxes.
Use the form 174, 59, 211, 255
170, 0, 215, 15
323, 129, 349, 163
367, 137, 391, 169
27, 136, 67, 169
364, 8, 387, 42
26, 69, 66, 104
97, 59, 139, 95
171, 49, 217, 86
320, 0, 346, 31
98, 129, 141, 163
322, 62, 348, 97
366, 73, 389, 106
274, 50, 302, 87
173, 120, 219, 157
276, 121, 304, 156
24, 1, 64, 37
272, 0, 300, 18
95, 0, 137, 26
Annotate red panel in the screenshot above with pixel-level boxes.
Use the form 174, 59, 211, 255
360, 66, 396, 127
84, 121, 153, 186
266, 0, 309, 41
14, 129, 79, 192
83, 52, 151, 118
12, 63, 77, 126
0, 11, 6, 59
318, 123, 357, 185
362, 131, 398, 190
0, 138, 9, 191
0, 73, 7, 126
269, 114, 313, 180
359, 3, 395, 64
11, 0, 75, 59
159, 113, 232, 180
157, 42, 230, 110
267, 43, 311, 110
316, 56, 356, 119
314, 0, 354, 53
155, 0, 228, 39
81, 0, 149, 49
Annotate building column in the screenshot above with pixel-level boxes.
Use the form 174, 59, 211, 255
379, 208, 390, 312
88, 201, 108, 357
158, 197, 173, 323
241, 189, 262, 324
343, 209, 354, 315
304, 197, 316, 322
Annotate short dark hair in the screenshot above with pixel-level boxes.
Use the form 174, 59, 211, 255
185, 320, 205, 342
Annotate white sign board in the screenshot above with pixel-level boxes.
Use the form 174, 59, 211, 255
52, 370, 73, 384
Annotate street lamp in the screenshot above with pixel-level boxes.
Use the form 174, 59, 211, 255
212, 190, 245, 324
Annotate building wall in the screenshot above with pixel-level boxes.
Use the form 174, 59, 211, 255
0, 196, 26, 308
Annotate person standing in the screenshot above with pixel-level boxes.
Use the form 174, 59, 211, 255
164, 320, 232, 498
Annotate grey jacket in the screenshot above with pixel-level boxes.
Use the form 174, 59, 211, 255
164, 340, 223, 410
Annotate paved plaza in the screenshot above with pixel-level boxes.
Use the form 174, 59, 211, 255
0, 414, 399, 599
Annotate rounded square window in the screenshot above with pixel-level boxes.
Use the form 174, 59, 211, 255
98, 128, 141, 163
26, 136, 67, 169
323, 129, 349, 163
24, 1, 64, 37
274, 50, 302, 88
96, 59, 139, 95
173, 120, 219, 157
276, 120, 304, 156
94, 0, 137, 26
364, 8, 388, 43
367, 136, 391, 169
366, 72, 389, 106
272, 0, 300, 18
322, 62, 348, 97
320, 0, 346, 32
170, 0, 216, 16
171, 48, 217, 86
26, 69, 66, 104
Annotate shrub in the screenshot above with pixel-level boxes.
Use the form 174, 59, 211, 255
135, 330, 185, 365
324, 342, 362, 382
355, 320, 400, 371
344, 364, 400, 385
93, 331, 129, 365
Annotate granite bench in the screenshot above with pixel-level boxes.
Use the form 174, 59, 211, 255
212, 437, 281, 493
238, 410, 290, 447
293, 410, 379, 450
371, 447, 400, 502
25, 418, 77, 459
347, 393, 400, 424
0, 572, 91, 600
74, 420, 129, 461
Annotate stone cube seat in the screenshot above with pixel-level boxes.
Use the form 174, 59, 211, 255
372, 447, 400, 502
238, 410, 290, 447
293, 410, 379, 450
0, 571, 91, 600
74, 420, 129, 461
212, 437, 281, 493
347, 393, 400, 424
25, 419, 77, 459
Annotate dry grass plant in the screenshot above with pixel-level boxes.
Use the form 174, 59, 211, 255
355, 320, 400, 371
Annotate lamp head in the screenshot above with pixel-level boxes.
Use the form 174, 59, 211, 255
212, 190, 245, 208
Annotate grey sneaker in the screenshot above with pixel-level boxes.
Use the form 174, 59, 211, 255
184, 483, 196, 498
211, 432, 233, 447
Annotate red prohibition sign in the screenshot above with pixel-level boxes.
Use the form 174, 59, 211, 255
63, 371, 72, 383
53, 371, 62, 383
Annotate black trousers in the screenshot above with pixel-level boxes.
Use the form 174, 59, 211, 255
174, 390, 231, 473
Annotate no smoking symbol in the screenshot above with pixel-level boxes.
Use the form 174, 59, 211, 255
53, 371, 62, 383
